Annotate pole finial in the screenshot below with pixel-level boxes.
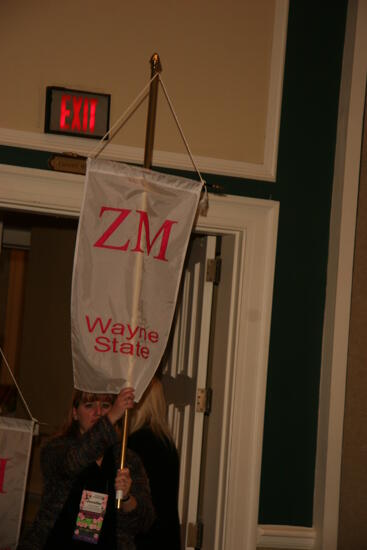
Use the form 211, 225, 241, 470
150, 53, 162, 76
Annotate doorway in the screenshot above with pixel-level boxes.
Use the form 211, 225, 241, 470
0, 175, 278, 549
0, 212, 219, 547
0, 212, 228, 549
0, 212, 229, 549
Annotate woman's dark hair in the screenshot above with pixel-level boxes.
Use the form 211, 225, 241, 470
56, 390, 116, 437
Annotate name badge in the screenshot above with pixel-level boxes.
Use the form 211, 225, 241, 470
73, 489, 108, 544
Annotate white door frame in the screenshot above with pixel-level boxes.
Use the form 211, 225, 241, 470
0, 165, 278, 548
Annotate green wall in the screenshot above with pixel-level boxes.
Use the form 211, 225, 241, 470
0, 1, 349, 527
259, 1, 348, 526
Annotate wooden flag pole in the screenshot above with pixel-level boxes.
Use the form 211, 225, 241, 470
116, 53, 162, 509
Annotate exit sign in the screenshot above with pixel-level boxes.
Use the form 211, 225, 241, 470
45, 86, 110, 139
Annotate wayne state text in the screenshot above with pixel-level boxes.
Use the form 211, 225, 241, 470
86, 315, 159, 359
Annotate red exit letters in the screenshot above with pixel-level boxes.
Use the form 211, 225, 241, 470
45, 87, 110, 139
60, 95, 98, 133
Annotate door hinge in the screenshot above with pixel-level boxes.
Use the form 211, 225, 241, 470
196, 388, 212, 415
187, 521, 204, 549
206, 257, 221, 285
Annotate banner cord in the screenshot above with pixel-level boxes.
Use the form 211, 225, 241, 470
158, 75, 205, 187
0, 346, 37, 423
88, 73, 206, 190
89, 73, 159, 159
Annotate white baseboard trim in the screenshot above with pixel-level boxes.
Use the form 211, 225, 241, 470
257, 525, 316, 549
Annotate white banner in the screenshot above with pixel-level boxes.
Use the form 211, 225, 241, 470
0, 417, 34, 550
71, 158, 203, 401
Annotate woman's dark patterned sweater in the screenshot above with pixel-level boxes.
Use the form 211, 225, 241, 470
18, 415, 155, 550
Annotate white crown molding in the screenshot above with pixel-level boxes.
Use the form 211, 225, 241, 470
0, 2, 288, 182
0, 125, 274, 181
258, 525, 316, 549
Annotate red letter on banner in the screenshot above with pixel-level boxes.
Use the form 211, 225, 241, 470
94, 207, 132, 250
131, 210, 177, 262
60, 95, 71, 129
0, 458, 10, 493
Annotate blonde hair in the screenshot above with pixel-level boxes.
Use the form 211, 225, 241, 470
129, 377, 173, 442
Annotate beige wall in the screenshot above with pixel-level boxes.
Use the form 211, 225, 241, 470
0, 0, 276, 165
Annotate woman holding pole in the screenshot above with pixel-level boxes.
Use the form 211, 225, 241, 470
19, 387, 155, 550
